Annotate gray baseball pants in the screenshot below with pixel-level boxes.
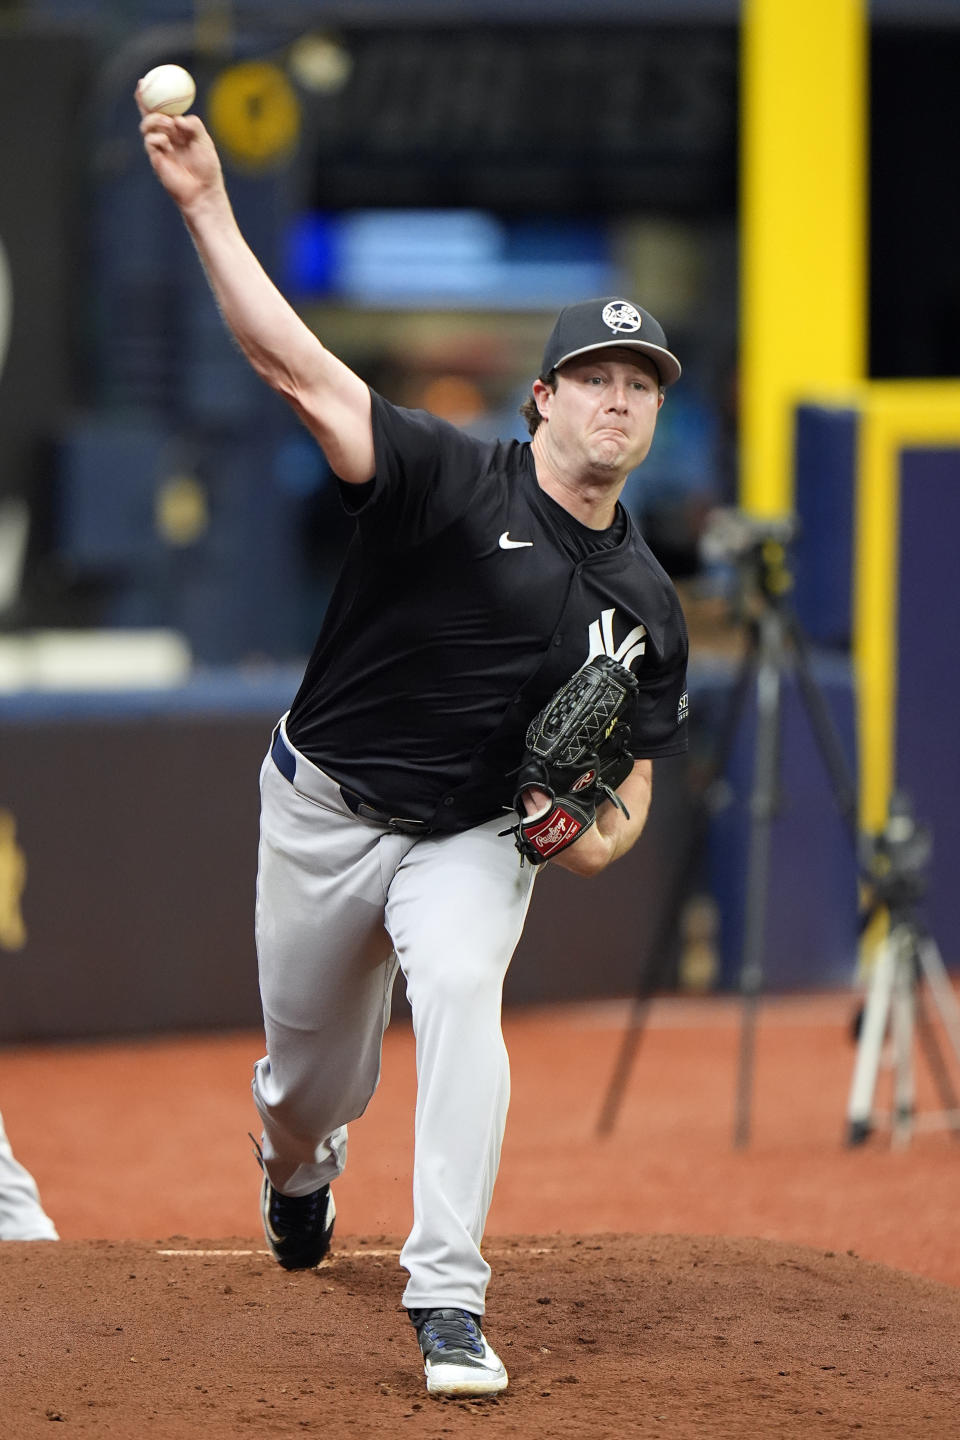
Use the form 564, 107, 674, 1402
251, 719, 536, 1315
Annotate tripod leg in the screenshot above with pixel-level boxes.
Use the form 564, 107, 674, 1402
596, 997, 655, 1137
846, 934, 897, 1143
890, 944, 915, 1147
915, 936, 960, 1066
733, 618, 783, 1148
595, 641, 759, 1138
913, 983, 960, 1138
784, 613, 859, 842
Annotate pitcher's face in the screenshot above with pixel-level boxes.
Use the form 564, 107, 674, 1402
534, 349, 664, 477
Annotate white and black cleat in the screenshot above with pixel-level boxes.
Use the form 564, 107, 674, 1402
409, 1307, 508, 1397
252, 1136, 335, 1270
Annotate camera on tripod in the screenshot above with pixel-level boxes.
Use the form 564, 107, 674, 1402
598, 496, 862, 1147
859, 792, 931, 918
699, 508, 798, 567
847, 793, 960, 1147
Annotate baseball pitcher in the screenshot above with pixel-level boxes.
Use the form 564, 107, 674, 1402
139, 92, 688, 1398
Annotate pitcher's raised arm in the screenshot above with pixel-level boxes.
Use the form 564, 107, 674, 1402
138, 99, 373, 485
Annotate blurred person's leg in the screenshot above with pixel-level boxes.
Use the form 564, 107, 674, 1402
0, 1108, 58, 1240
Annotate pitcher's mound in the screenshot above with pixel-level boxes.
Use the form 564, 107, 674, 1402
4, 1233, 957, 1438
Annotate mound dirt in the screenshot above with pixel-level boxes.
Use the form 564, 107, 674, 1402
4, 1233, 959, 1439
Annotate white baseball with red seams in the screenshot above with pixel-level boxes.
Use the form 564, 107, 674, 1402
139, 64, 196, 116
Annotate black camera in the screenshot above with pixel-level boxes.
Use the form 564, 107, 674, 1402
699, 508, 798, 566
859, 792, 931, 915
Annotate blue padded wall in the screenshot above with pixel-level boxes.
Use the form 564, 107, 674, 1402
792, 404, 858, 649
896, 447, 960, 955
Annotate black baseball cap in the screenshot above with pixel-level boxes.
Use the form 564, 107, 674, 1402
541, 297, 682, 388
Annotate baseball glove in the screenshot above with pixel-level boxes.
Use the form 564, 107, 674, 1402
502, 655, 639, 865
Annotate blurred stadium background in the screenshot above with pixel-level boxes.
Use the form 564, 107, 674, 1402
0, 0, 959, 1049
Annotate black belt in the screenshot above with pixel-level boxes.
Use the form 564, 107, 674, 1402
271, 728, 432, 837
338, 786, 433, 835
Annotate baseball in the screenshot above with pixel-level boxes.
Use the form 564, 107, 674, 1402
139, 64, 196, 116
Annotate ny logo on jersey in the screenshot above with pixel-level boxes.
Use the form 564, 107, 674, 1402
585, 608, 647, 673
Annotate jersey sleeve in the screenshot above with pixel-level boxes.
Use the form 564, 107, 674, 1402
341, 388, 495, 544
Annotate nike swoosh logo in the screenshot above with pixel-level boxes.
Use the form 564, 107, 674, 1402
499, 532, 534, 550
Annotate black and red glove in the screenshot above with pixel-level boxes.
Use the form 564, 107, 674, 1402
503, 656, 639, 865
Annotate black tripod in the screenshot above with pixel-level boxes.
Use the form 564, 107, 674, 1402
846, 796, 960, 1146
597, 511, 860, 1146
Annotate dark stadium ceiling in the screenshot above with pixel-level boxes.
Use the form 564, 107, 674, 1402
19, 0, 960, 28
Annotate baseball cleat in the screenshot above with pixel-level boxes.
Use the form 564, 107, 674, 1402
408, 1307, 508, 1397
252, 1140, 335, 1270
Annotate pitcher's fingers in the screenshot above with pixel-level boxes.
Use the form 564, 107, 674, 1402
143, 131, 174, 158
139, 110, 177, 137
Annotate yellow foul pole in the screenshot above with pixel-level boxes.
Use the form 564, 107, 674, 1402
740, 0, 867, 515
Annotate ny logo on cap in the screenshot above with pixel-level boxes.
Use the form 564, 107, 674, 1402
601, 301, 642, 334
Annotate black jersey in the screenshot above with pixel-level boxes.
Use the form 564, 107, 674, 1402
286, 390, 688, 832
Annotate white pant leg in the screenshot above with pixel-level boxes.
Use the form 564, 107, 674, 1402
0, 1108, 58, 1241
251, 747, 415, 1195
385, 816, 536, 1315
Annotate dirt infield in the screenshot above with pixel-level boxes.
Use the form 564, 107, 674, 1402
4, 1235, 959, 1438
2, 994, 960, 1435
